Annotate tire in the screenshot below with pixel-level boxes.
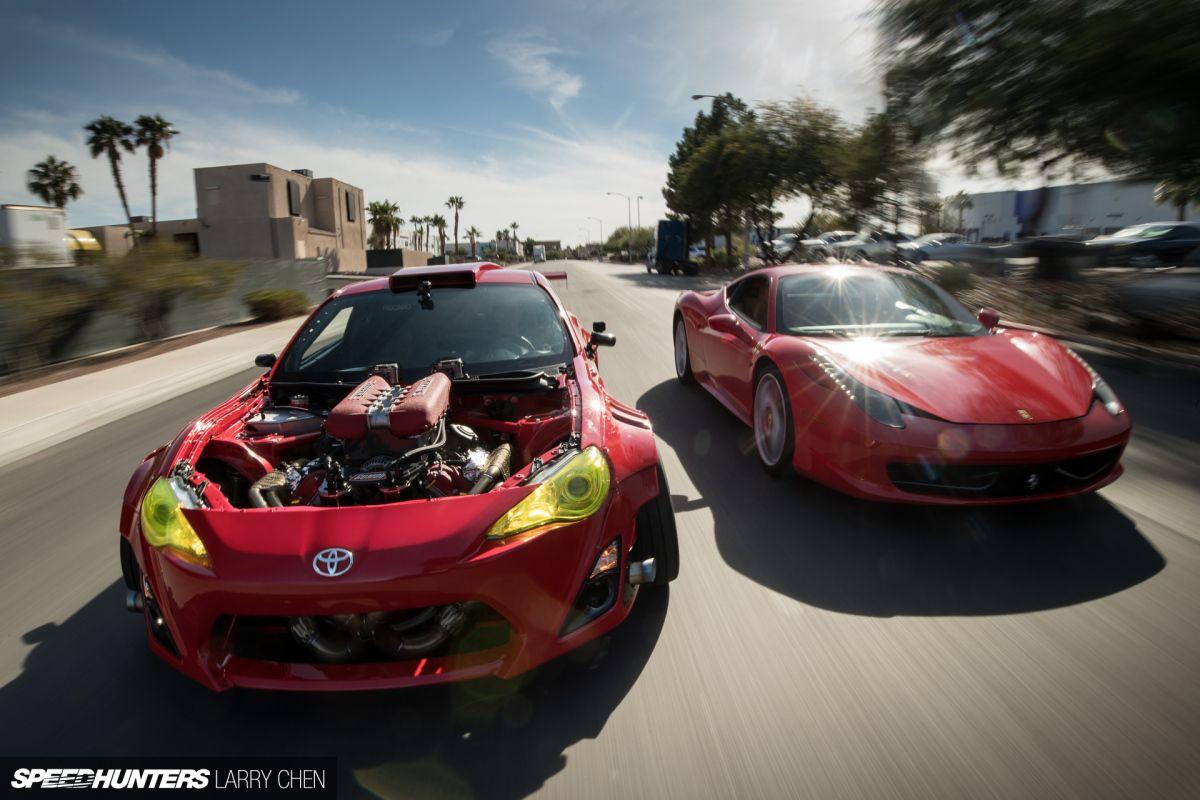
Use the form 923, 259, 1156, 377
673, 316, 695, 384
633, 463, 679, 585
753, 365, 795, 476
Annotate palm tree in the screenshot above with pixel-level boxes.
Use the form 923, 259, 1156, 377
133, 114, 178, 236
466, 225, 481, 259
409, 216, 423, 250
26, 156, 82, 209
1155, 178, 1200, 222
947, 191, 974, 233
368, 200, 401, 249
84, 116, 136, 237
431, 214, 448, 257
446, 196, 464, 258
424, 216, 434, 252
510, 221, 520, 255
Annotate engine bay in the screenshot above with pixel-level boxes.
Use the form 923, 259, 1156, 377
192, 366, 575, 510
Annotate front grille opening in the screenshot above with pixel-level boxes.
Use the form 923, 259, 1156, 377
887, 446, 1122, 498
217, 602, 510, 664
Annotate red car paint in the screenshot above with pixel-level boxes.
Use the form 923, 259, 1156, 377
673, 263, 1131, 504
120, 264, 664, 691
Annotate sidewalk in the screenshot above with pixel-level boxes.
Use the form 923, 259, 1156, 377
0, 318, 301, 469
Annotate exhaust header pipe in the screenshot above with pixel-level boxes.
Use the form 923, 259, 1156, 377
627, 557, 656, 586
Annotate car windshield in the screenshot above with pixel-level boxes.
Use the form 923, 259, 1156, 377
276, 283, 573, 383
777, 270, 987, 337
1112, 224, 1173, 238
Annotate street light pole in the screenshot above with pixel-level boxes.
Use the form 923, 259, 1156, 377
636, 195, 643, 230
607, 191, 633, 263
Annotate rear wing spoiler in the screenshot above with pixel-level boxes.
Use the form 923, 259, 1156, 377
537, 270, 568, 286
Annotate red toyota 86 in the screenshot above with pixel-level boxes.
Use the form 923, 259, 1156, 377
672, 264, 1131, 503
120, 263, 678, 691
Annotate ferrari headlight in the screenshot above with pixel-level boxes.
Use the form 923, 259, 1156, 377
1066, 348, 1124, 416
811, 354, 906, 428
486, 446, 611, 539
140, 477, 211, 567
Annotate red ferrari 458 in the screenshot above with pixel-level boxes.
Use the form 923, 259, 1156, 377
672, 264, 1131, 503
120, 263, 678, 691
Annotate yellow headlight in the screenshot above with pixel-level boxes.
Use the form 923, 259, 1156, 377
140, 477, 211, 567
486, 446, 611, 539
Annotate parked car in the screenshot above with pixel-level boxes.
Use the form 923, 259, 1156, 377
896, 233, 1007, 274
832, 231, 913, 263
766, 233, 800, 261
120, 262, 679, 691
671, 264, 1130, 503
1084, 222, 1200, 267
794, 230, 858, 261
895, 233, 968, 263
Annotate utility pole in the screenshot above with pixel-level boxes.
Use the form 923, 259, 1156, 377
636, 195, 643, 230
607, 191, 633, 263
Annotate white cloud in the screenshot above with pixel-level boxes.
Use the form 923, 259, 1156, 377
19, 18, 301, 106
487, 37, 583, 111
0, 109, 667, 246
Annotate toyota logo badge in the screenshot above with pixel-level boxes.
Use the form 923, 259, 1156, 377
312, 547, 354, 577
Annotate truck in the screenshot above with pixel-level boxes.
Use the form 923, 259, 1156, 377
532, 244, 546, 263
650, 219, 696, 275
0, 204, 71, 267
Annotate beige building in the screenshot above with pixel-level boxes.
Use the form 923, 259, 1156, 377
85, 163, 367, 270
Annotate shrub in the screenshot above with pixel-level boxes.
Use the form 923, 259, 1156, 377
923, 261, 976, 292
244, 289, 310, 321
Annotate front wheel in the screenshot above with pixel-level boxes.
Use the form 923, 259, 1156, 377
753, 365, 795, 476
673, 317, 695, 384
633, 463, 679, 585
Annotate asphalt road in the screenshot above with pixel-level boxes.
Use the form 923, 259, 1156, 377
1, 260, 1198, 799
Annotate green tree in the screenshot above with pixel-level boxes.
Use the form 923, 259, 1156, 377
84, 116, 136, 238
877, 0, 1200, 206
26, 156, 82, 209
758, 97, 849, 235
946, 191, 974, 233
1154, 178, 1200, 221
431, 213, 448, 257
408, 216, 423, 250
133, 114, 178, 236
368, 200, 401, 249
605, 226, 654, 255
446, 196, 464, 257
664, 93, 754, 259
466, 225, 481, 258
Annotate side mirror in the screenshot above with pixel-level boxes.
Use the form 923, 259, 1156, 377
708, 313, 741, 335
255, 353, 277, 368
977, 308, 1000, 330
592, 321, 607, 333
589, 331, 616, 349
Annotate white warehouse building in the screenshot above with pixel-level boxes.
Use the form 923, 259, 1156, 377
962, 179, 1175, 241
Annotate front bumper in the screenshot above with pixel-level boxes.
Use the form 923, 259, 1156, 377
129, 467, 658, 691
794, 400, 1131, 504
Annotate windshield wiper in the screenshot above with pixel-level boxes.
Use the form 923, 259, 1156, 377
461, 367, 563, 382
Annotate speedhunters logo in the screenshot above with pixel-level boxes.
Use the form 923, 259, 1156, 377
3, 759, 335, 797
11, 768, 210, 789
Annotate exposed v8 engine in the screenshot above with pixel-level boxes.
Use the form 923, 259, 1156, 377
243, 372, 512, 509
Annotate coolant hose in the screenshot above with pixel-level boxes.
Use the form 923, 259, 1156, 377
468, 443, 513, 494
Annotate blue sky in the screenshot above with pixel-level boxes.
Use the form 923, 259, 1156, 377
0, 0, 907, 243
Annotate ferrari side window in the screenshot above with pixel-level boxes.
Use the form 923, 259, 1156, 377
728, 276, 770, 329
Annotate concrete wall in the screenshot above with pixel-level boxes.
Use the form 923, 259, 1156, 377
0, 259, 331, 374
81, 219, 200, 257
